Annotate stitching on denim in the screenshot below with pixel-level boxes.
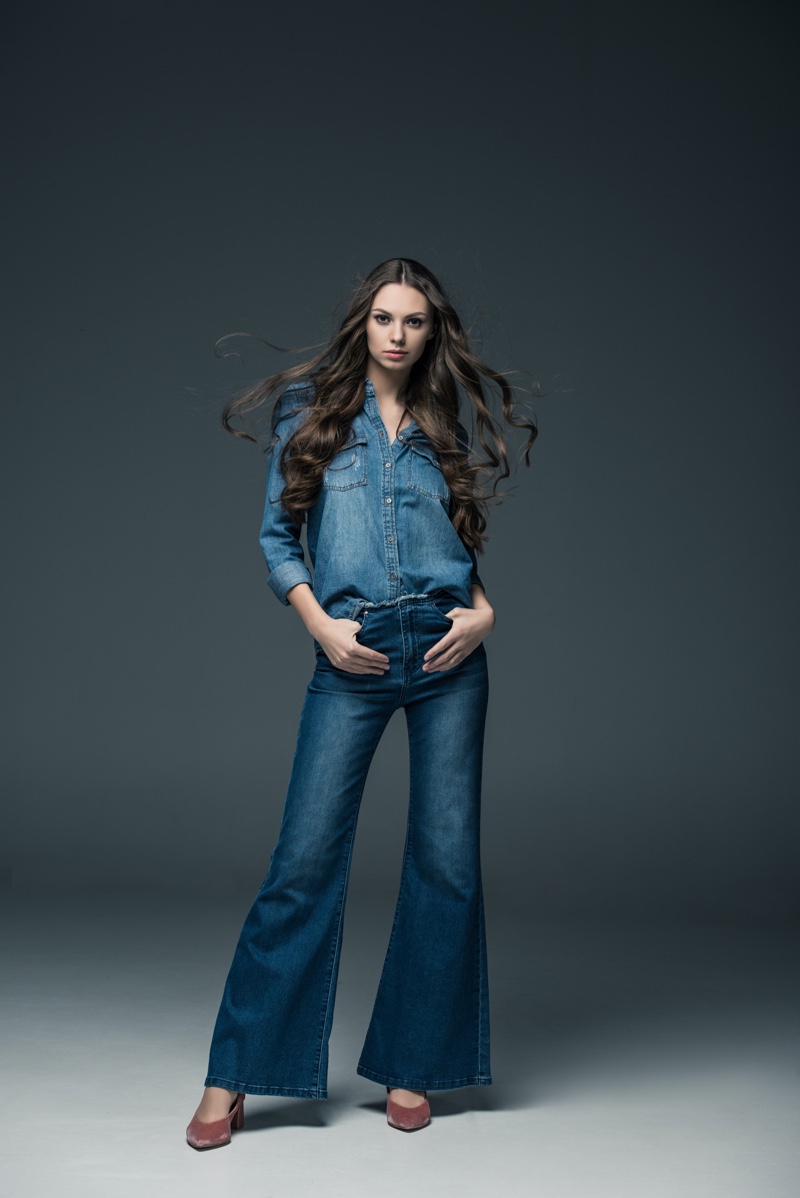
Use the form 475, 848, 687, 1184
397, 599, 409, 706
359, 712, 416, 1045
356, 1065, 492, 1089
313, 715, 389, 1092
204, 1076, 326, 1099
406, 444, 450, 501
313, 811, 360, 1093
356, 592, 437, 613
322, 443, 369, 491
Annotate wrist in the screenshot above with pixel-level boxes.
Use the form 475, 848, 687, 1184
306, 611, 333, 640
473, 596, 495, 631
287, 583, 332, 639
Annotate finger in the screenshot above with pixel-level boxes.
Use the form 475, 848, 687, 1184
335, 657, 386, 675
343, 651, 389, 672
423, 652, 456, 672
423, 633, 455, 661
423, 641, 471, 671
352, 644, 390, 664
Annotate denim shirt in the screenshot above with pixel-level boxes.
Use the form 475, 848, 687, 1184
259, 378, 484, 620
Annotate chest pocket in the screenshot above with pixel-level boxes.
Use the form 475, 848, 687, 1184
322, 435, 369, 490
407, 443, 450, 502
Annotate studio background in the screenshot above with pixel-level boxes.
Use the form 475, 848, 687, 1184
6, 0, 797, 923
5, 3, 800, 1195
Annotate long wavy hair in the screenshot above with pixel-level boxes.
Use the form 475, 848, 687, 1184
219, 258, 537, 552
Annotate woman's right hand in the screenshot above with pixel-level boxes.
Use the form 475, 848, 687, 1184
287, 583, 389, 675
315, 617, 390, 675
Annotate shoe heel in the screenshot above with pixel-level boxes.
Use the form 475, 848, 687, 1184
232, 1096, 245, 1130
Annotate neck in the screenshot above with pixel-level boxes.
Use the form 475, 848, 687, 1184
366, 359, 411, 405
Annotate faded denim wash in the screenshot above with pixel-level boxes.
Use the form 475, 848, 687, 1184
205, 594, 491, 1097
259, 377, 484, 619
203, 380, 492, 1097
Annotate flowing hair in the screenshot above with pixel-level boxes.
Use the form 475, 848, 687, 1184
218, 257, 537, 552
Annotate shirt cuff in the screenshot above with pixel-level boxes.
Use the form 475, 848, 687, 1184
267, 560, 314, 606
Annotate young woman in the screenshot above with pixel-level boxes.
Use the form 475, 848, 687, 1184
186, 257, 536, 1148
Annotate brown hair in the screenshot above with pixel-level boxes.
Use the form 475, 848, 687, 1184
219, 257, 537, 552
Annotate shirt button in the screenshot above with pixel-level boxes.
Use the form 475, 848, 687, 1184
385, 497, 392, 504
379, 431, 385, 438
390, 572, 397, 580
385, 462, 391, 469
387, 535, 394, 542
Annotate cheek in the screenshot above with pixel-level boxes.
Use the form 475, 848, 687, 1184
408, 332, 430, 359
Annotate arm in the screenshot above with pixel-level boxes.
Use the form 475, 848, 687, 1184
419, 418, 494, 671
260, 393, 389, 675
259, 391, 314, 604
470, 580, 493, 612
467, 544, 486, 594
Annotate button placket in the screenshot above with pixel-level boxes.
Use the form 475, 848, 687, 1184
361, 384, 401, 597
382, 452, 400, 589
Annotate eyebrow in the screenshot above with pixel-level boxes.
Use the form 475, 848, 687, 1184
371, 308, 429, 318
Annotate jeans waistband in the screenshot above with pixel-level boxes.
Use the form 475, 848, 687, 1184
347, 592, 454, 621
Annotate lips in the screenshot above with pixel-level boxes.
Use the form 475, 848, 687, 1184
385, 351, 407, 358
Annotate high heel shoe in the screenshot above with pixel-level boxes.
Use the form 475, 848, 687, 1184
186, 1092, 245, 1150
386, 1087, 431, 1132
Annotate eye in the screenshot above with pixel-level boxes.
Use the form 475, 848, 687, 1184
406, 317, 423, 328
374, 314, 390, 324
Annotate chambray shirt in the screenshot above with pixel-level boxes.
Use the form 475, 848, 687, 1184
259, 378, 484, 620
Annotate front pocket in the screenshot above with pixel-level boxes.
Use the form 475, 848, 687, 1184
354, 610, 371, 638
322, 437, 369, 490
425, 599, 456, 624
407, 444, 449, 501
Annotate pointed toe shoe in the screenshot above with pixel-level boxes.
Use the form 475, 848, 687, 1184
186, 1092, 245, 1150
386, 1087, 431, 1132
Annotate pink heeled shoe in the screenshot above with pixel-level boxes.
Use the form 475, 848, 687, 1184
386, 1087, 431, 1131
186, 1092, 245, 1150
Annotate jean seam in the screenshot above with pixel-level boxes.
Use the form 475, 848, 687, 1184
204, 1076, 326, 1099
398, 600, 410, 703
206, 595, 490, 1095
313, 798, 365, 1094
361, 730, 416, 1035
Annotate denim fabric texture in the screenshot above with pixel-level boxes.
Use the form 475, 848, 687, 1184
259, 378, 484, 617
205, 595, 491, 1097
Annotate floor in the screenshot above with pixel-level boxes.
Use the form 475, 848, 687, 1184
4, 892, 799, 1197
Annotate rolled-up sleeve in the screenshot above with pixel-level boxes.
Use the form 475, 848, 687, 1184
467, 545, 485, 594
259, 390, 314, 605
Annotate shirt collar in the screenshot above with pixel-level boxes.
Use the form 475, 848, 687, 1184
364, 377, 422, 441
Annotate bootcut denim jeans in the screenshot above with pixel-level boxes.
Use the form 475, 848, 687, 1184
204, 592, 491, 1098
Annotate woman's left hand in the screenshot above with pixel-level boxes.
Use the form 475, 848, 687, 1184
422, 602, 495, 672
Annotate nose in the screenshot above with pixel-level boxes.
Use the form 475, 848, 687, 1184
390, 322, 406, 345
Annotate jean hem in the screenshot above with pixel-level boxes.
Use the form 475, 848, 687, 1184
204, 1076, 327, 1099
356, 1065, 492, 1090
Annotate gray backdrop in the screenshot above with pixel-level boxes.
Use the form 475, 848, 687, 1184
5, 0, 798, 922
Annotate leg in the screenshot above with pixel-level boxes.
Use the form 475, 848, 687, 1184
203, 662, 395, 1100
357, 635, 491, 1090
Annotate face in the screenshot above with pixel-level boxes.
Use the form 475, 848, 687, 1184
365, 283, 436, 376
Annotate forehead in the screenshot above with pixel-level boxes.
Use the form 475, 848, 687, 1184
371, 282, 432, 316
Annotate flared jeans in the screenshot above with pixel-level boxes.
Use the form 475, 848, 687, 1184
204, 592, 491, 1098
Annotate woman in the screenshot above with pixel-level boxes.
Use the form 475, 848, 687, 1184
186, 258, 536, 1147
